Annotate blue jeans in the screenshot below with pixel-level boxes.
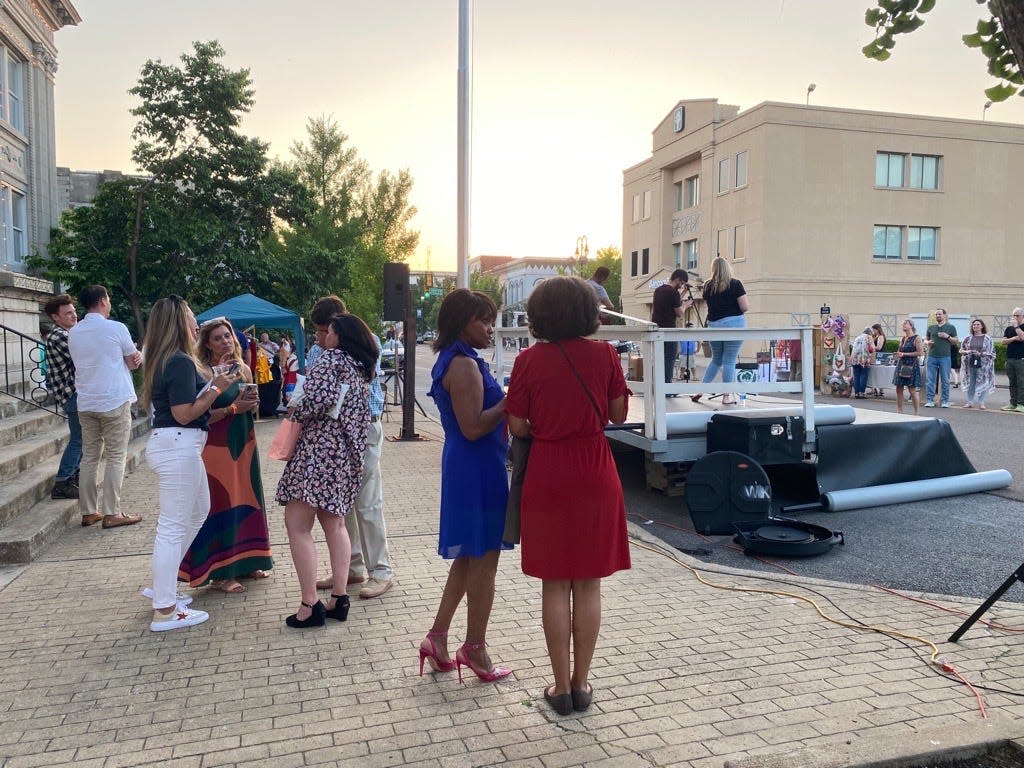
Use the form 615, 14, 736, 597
702, 315, 746, 384
57, 393, 83, 482
852, 365, 869, 395
926, 355, 951, 404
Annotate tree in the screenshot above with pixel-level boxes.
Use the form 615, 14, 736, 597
592, 245, 623, 318
33, 41, 307, 335
469, 269, 504, 310
266, 116, 420, 328
863, 0, 1024, 101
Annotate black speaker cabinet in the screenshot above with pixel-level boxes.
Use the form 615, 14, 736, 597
382, 263, 410, 321
707, 412, 805, 466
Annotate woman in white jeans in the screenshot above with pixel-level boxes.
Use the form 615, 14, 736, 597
140, 296, 238, 632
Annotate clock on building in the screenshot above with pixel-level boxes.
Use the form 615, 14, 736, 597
673, 106, 685, 132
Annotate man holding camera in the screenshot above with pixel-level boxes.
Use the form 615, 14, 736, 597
924, 307, 958, 409
651, 269, 694, 391
1001, 307, 1024, 412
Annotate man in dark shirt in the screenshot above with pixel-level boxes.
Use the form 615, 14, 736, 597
43, 294, 81, 500
1001, 307, 1024, 412
924, 307, 958, 408
651, 269, 693, 389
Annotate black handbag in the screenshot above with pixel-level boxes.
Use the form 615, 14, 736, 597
971, 354, 982, 368
897, 360, 917, 379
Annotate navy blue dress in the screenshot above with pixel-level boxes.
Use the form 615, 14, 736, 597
428, 341, 511, 559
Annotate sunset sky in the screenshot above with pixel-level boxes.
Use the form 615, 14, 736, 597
53, 1, 1024, 271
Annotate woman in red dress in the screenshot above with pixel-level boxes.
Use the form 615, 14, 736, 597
505, 277, 631, 716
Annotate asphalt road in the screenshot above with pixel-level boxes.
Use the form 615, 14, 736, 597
393, 347, 1024, 606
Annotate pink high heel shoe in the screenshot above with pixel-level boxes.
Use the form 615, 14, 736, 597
418, 631, 456, 675
455, 642, 512, 683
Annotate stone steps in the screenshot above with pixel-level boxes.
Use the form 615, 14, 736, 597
0, 393, 150, 564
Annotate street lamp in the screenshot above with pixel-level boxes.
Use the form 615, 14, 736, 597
983, 100, 992, 120
806, 83, 816, 105
573, 235, 589, 277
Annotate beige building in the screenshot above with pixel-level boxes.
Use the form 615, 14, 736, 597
622, 98, 1024, 338
0, 0, 79, 336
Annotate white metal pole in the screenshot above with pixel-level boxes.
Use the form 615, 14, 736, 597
456, 0, 472, 289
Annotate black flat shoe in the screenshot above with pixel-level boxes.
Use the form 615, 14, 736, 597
571, 684, 593, 712
325, 594, 350, 622
544, 686, 573, 716
286, 600, 326, 628
690, 393, 703, 403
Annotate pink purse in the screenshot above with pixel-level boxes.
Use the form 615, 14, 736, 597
268, 418, 301, 461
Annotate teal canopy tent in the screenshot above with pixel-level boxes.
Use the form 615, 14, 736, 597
195, 293, 306, 372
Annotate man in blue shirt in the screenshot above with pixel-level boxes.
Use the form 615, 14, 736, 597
311, 295, 394, 599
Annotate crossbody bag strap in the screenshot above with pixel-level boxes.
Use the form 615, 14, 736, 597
554, 341, 604, 426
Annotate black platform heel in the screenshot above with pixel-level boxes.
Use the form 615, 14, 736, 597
325, 594, 350, 622
286, 600, 326, 628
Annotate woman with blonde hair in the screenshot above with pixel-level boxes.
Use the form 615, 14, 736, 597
893, 318, 924, 415
177, 316, 272, 594
141, 296, 239, 632
693, 257, 749, 404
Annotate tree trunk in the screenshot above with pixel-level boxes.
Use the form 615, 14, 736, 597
993, 0, 1024, 80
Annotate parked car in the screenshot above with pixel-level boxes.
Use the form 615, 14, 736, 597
380, 339, 405, 368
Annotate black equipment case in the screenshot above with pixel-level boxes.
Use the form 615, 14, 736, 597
707, 411, 805, 466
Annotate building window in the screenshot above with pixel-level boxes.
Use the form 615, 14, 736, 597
630, 250, 638, 277
642, 190, 652, 220
684, 239, 698, 270
735, 151, 748, 188
672, 242, 681, 267
718, 158, 729, 194
716, 229, 728, 258
684, 175, 699, 208
673, 181, 683, 212
631, 194, 641, 224
873, 225, 903, 260
875, 152, 905, 188
0, 47, 25, 132
908, 226, 937, 261
641, 247, 650, 274
909, 154, 940, 190
733, 225, 746, 261
2, 186, 26, 266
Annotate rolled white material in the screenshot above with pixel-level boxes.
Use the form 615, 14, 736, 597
824, 470, 1013, 512
665, 404, 856, 436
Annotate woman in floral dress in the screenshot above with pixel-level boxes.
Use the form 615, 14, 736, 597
276, 314, 379, 628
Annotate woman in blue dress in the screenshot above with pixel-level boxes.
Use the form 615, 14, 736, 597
420, 289, 512, 683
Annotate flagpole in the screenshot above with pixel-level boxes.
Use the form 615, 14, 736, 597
457, 0, 472, 289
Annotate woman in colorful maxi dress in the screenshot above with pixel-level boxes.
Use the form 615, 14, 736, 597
178, 318, 272, 593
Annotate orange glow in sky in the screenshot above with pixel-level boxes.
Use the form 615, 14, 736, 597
55, 1, 1024, 271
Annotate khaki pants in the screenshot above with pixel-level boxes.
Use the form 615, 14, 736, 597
78, 402, 133, 517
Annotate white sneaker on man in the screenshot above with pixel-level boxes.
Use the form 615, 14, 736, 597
151, 607, 209, 632
924, 402, 935, 408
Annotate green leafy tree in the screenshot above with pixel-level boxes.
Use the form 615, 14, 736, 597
592, 245, 623, 317
33, 41, 307, 335
863, 0, 1024, 101
267, 116, 420, 328
470, 269, 504, 310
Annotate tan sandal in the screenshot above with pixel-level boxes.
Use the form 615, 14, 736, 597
211, 580, 246, 594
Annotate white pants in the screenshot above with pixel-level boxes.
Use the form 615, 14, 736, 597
147, 428, 209, 609
346, 420, 393, 580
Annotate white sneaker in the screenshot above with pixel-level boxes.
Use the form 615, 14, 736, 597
940, 403, 950, 408
141, 587, 192, 607
151, 607, 209, 632
924, 402, 935, 408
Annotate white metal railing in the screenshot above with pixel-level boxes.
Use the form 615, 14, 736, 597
493, 320, 816, 449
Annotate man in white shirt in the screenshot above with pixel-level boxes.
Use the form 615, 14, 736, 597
68, 285, 144, 529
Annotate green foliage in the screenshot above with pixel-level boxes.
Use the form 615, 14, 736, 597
863, 0, 1023, 101
264, 116, 420, 330
30, 41, 309, 335
593, 245, 623, 320
469, 270, 504, 310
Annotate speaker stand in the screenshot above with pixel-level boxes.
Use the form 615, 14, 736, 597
948, 562, 1024, 642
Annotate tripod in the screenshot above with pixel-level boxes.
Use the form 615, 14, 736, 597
948, 562, 1024, 642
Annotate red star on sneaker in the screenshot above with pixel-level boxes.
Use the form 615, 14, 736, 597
177, 612, 187, 620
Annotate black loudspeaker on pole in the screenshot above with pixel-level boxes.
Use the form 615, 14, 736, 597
381, 263, 421, 440
382, 263, 409, 322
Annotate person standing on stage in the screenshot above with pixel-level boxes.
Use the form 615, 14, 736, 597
650, 269, 692, 392
924, 308, 958, 408
1000, 307, 1024, 412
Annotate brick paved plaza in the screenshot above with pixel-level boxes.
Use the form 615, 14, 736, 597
1, 417, 1023, 768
